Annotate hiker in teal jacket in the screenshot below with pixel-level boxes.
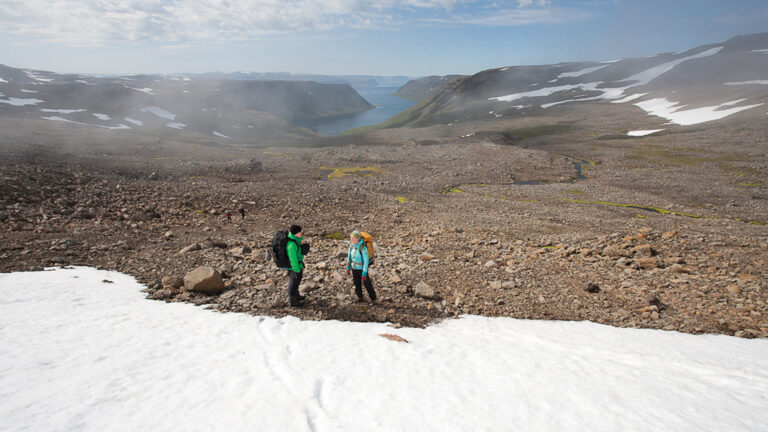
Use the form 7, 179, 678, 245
346, 230, 376, 303
286, 225, 305, 307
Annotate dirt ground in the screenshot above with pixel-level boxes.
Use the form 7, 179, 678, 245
2, 105, 767, 336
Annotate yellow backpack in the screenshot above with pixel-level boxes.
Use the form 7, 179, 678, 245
359, 232, 375, 265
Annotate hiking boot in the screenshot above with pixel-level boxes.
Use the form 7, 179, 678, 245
356, 297, 365, 303
289, 298, 303, 307
297, 294, 306, 301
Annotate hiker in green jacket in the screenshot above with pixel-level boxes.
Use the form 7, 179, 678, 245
286, 224, 305, 307
346, 230, 376, 303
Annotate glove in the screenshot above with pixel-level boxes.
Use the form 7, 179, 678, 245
346, 269, 351, 276
362, 276, 368, 282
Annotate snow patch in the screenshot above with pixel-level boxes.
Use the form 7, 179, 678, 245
542, 95, 605, 108
213, 131, 231, 139
20, 89, 38, 93
489, 82, 602, 103
141, 106, 176, 120
558, 64, 608, 78
25, 71, 53, 82
627, 129, 664, 137
41, 108, 86, 114
125, 85, 155, 95
611, 93, 648, 104
721, 98, 747, 106
0, 77, 7, 83
42, 116, 130, 130
92, 113, 111, 121
725, 80, 768, 86
634, 97, 764, 126
166, 122, 187, 130
75, 80, 95, 85
1, 267, 768, 432
0, 97, 44, 106
617, 47, 722, 88
124, 117, 144, 126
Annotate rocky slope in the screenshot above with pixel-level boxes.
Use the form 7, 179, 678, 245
1, 123, 765, 336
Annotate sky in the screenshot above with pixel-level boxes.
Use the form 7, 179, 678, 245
2, 266, 768, 431
0, 0, 767, 77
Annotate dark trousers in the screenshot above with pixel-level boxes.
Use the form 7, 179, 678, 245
288, 270, 303, 302
352, 269, 376, 301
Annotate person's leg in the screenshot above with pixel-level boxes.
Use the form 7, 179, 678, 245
296, 270, 305, 300
288, 270, 302, 306
363, 275, 376, 301
352, 270, 364, 301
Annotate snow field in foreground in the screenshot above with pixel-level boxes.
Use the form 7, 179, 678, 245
1, 267, 767, 432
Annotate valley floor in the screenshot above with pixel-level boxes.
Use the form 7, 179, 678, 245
1, 109, 766, 336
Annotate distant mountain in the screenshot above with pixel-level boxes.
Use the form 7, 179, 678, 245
393, 75, 466, 101
0, 65, 375, 142
185, 72, 415, 89
389, 32, 768, 129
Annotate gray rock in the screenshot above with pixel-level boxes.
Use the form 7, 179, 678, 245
414, 281, 436, 299
179, 243, 201, 254
183, 266, 225, 295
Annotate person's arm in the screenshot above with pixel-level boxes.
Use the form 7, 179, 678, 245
361, 245, 370, 277
287, 241, 301, 273
346, 244, 352, 270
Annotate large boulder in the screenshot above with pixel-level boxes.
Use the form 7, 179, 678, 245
183, 266, 225, 295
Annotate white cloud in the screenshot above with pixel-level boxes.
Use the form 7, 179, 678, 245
0, 0, 572, 44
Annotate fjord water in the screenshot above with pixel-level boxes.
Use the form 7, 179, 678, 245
298, 86, 417, 135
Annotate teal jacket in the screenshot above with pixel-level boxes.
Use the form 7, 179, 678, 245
347, 242, 370, 277
286, 232, 304, 273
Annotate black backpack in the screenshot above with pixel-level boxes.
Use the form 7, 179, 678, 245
269, 230, 291, 268
268, 231, 309, 268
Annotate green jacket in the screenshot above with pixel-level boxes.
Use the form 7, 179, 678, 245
286, 232, 304, 273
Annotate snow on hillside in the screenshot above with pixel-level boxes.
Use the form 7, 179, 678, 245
140, 106, 177, 120
0, 97, 44, 106
488, 46, 766, 126
634, 98, 764, 126
725, 80, 768, 86
41, 116, 131, 130
627, 129, 664, 137
125, 85, 155, 95
558, 64, 608, 78
1, 267, 767, 432
41, 108, 86, 114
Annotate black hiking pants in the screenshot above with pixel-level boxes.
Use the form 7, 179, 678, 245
352, 269, 376, 301
288, 270, 303, 304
